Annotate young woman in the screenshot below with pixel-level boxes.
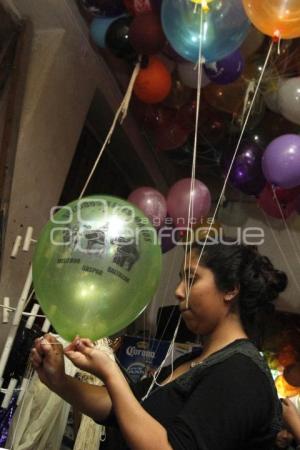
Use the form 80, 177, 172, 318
31, 242, 287, 450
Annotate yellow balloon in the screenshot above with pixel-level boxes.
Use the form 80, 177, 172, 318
243, 0, 300, 39
275, 375, 300, 398
190, 0, 213, 10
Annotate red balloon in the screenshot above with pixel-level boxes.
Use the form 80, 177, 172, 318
129, 13, 166, 55
198, 108, 227, 145
258, 184, 295, 219
123, 0, 152, 14
294, 194, 300, 214
143, 105, 176, 130
176, 100, 197, 132
134, 57, 172, 104
154, 122, 190, 151
274, 186, 300, 205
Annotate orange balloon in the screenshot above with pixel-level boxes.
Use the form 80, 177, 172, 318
134, 57, 172, 104
203, 78, 247, 115
277, 345, 297, 368
243, 0, 300, 39
275, 374, 300, 398
203, 57, 270, 117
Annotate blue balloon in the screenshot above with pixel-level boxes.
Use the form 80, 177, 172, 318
161, 0, 250, 64
90, 16, 123, 48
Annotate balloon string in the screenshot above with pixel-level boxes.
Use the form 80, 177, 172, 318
271, 186, 300, 266
141, 316, 182, 402
79, 59, 141, 199
184, 6, 204, 309
277, 35, 282, 55
154, 250, 180, 339
189, 39, 275, 285
260, 208, 300, 294
144, 6, 206, 403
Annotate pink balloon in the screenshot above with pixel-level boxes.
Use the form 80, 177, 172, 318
128, 187, 167, 228
167, 178, 211, 226
258, 184, 295, 219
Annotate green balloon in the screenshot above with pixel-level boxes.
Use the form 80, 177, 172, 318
33, 195, 162, 341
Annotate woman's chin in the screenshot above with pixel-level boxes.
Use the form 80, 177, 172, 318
182, 315, 200, 335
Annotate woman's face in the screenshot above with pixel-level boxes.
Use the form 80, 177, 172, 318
275, 429, 294, 449
175, 251, 230, 336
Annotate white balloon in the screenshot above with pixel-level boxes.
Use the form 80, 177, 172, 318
177, 62, 210, 89
263, 89, 280, 113
278, 77, 300, 125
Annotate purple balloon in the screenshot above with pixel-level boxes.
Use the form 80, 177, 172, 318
159, 217, 176, 253
262, 134, 300, 189
204, 50, 244, 85
167, 178, 211, 226
221, 142, 266, 195
80, 0, 125, 17
128, 187, 167, 228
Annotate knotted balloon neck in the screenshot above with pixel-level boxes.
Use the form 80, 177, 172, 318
273, 30, 282, 55
190, 0, 212, 12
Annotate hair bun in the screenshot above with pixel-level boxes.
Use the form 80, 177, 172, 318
270, 270, 288, 294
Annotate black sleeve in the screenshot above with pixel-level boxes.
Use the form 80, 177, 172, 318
166, 355, 274, 450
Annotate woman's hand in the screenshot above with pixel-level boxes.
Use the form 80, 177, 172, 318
282, 397, 300, 425
64, 337, 118, 382
30, 334, 66, 389
281, 397, 300, 444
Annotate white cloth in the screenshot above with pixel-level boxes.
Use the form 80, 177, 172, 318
6, 337, 76, 450
7, 337, 114, 450
73, 338, 114, 450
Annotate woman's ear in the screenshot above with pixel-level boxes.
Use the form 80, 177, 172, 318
224, 286, 239, 303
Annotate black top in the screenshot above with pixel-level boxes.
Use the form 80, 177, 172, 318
101, 339, 281, 450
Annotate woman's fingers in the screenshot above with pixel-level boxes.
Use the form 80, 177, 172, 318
30, 348, 42, 368
64, 335, 80, 352
65, 337, 94, 353
78, 338, 94, 348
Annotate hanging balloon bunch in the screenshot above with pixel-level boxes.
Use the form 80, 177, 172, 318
79, 0, 300, 222
127, 178, 212, 253
80, 0, 252, 154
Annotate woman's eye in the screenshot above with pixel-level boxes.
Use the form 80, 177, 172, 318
186, 276, 196, 284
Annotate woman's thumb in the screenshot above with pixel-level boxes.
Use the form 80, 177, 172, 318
40, 338, 52, 354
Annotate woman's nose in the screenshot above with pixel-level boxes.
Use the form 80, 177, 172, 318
175, 280, 185, 301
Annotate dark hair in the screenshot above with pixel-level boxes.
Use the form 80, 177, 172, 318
192, 241, 288, 339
